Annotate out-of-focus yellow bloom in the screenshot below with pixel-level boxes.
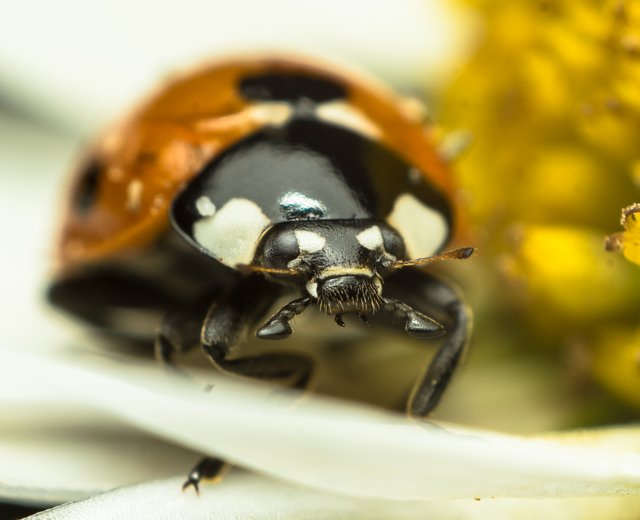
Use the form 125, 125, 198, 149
607, 204, 640, 265
501, 225, 640, 331
592, 326, 640, 409
440, 0, 640, 407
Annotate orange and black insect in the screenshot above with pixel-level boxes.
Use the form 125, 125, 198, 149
49, 55, 474, 491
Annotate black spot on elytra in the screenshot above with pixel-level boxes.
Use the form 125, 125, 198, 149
239, 72, 346, 104
73, 157, 102, 213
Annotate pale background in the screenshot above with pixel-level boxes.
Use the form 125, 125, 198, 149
0, 1, 474, 516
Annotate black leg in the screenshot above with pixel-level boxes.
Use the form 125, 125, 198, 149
381, 297, 445, 337
256, 296, 312, 339
47, 267, 175, 342
199, 277, 313, 388
182, 276, 313, 492
182, 457, 229, 494
384, 268, 471, 418
154, 300, 210, 365
204, 352, 314, 391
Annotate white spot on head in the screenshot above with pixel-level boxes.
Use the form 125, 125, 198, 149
316, 101, 382, 138
295, 230, 326, 253
193, 198, 271, 266
195, 195, 216, 217
387, 193, 448, 258
356, 226, 384, 251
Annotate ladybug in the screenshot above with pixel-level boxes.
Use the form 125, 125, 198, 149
48, 55, 474, 490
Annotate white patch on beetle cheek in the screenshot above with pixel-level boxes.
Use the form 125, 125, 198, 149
387, 193, 448, 258
193, 198, 271, 267
286, 257, 303, 269
317, 266, 374, 279
306, 280, 318, 298
356, 226, 384, 251
295, 230, 326, 253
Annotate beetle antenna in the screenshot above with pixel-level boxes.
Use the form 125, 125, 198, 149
385, 247, 476, 270
236, 264, 302, 276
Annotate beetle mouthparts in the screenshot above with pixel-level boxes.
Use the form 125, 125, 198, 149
317, 275, 383, 315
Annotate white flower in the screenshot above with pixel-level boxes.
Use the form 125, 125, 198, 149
2, 347, 640, 519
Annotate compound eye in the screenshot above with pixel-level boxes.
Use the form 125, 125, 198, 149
260, 228, 300, 269
380, 225, 406, 259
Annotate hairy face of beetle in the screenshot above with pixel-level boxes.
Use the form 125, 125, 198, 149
314, 274, 383, 315
258, 220, 404, 314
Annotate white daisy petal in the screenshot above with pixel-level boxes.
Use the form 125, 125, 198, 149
25, 475, 640, 520
1, 349, 640, 506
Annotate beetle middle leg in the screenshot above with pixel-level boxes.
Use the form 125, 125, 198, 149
383, 268, 471, 418
155, 299, 211, 365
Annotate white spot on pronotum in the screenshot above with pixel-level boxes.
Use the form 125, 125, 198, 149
193, 198, 271, 267
356, 226, 384, 251
126, 179, 143, 212
295, 230, 326, 253
195, 196, 216, 217
249, 102, 292, 127
387, 193, 448, 258
316, 101, 381, 138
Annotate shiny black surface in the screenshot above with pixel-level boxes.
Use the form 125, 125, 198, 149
259, 220, 393, 273
72, 157, 102, 213
172, 115, 452, 254
239, 71, 346, 103
0, 502, 42, 519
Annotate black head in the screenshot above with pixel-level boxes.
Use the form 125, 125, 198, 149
256, 219, 405, 315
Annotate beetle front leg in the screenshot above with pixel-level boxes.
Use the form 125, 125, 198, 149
381, 297, 445, 337
182, 276, 313, 493
200, 286, 314, 390
256, 296, 312, 339
384, 269, 471, 418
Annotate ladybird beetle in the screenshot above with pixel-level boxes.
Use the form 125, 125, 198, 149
48, 55, 474, 490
